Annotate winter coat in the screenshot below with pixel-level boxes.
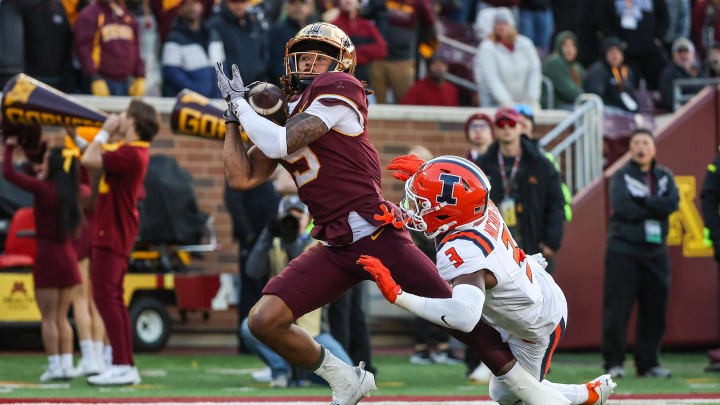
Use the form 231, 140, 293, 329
542, 30, 584, 106
584, 58, 638, 112
476, 135, 565, 253
361, 0, 435, 61
474, 34, 542, 107
658, 62, 704, 111
162, 18, 225, 98
209, 4, 269, 84
607, 159, 679, 257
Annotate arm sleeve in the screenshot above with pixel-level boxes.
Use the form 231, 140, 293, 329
645, 171, 680, 217
609, 170, 653, 221
244, 227, 273, 279
2, 146, 49, 196
416, 0, 436, 27
232, 98, 288, 159
102, 146, 139, 174
701, 154, 720, 243
541, 160, 566, 251
394, 283, 485, 333
132, 20, 145, 78
479, 42, 514, 106
74, 12, 100, 77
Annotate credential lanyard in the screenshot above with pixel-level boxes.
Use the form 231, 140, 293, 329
498, 150, 521, 199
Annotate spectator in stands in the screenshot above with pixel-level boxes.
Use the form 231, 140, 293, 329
602, 128, 679, 380
267, 0, 315, 85
692, 0, 720, 62
584, 37, 639, 112
399, 55, 459, 106
517, 0, 553, 55
663, 0, 690, 53
362, 0, 436, 103
150, 0, 214, 43
576, 0, 603, 67
659, 38, 704, 111
210, 0, 269, 84
598, 0, 669, 91
0, 1, 23, 89
464, 113, 493, 164
710, 45, 720, 77
473, 8, 542, 109
3, 136, 83, 382
81, 99, 159, 386
476, 108, 565, 273
332, 0, 388, 85
162, 0, 225, 97
542, 31, 584, 108
242, 195, 353, 387
17, 0, 76, 92
126, 0, 162, 96
74, 0, 146, 96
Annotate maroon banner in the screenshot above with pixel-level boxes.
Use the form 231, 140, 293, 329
2, 73, 107, 127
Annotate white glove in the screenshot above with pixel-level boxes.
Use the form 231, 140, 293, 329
528, 253, 548, 270
215, 62, 247, 104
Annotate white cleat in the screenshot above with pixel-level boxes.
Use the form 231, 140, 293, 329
468, 363, 493, 384
39, 367, 66, 382
68, 358, 103, 377
585, 374, 617, 404
329, 361, 377, 405
87, 365, 141, 386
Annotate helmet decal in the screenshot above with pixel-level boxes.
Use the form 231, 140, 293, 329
437, 173, 461, 206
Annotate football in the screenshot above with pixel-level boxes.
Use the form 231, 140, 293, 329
245, 81, 289, 126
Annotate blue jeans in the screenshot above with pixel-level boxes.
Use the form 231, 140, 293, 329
517, 9, 553, 50
240, 317, 353, 384
105, 78, 130, 96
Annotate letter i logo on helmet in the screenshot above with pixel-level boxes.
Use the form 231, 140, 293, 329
400, 156, 491, 239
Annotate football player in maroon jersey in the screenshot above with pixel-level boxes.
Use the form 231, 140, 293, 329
216, 22, 570, 405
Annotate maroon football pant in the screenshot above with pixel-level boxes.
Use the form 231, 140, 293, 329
263, 226, 514, 374
91, 247, 134, 366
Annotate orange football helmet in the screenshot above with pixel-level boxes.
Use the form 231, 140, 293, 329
400, 156, 491, 238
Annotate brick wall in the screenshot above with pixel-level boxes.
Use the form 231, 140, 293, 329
3, 98, 566, 276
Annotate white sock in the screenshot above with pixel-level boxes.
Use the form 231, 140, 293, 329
60, 353, 73, 370
542, 380, 589, 404
48, 354, 60, 370
496, 362, 571, 405
93, 341, 104, 364
312, 346, 352, 388
80, 340, 95, 362
104, 345, 113, 367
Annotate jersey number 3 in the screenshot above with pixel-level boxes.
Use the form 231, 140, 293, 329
445, 247, 464, 268
283, 146, 321, 187
501, 225, 532, 282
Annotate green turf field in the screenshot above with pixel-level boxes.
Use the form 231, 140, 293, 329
0, 352, 719, 399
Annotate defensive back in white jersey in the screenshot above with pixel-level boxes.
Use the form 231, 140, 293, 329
435, 201, 567, 344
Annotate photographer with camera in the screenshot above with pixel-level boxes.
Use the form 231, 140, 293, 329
241, 195, 352, 388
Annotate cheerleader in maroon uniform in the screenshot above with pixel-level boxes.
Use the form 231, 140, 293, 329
3, 136, 83, 381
